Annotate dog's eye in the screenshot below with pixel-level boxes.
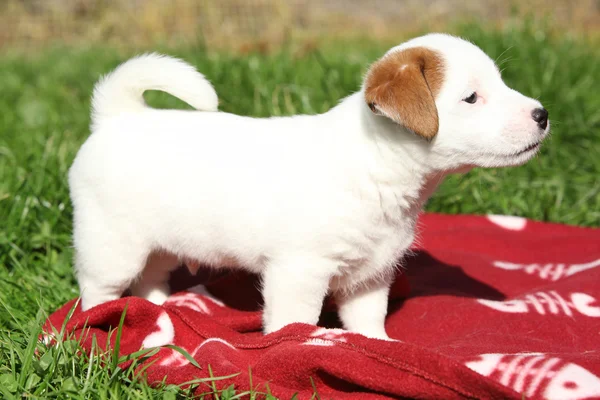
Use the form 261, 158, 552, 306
463, 92, 478, 104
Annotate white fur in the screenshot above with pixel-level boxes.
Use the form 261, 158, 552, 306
91, 53, 219, 127
69, 34, 549, 340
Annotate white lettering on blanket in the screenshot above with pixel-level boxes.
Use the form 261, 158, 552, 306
165, 291, 224, 314
477, 292, 600, 317
465, 353, 600, 400
302, 328, 348, 346
486, 215, 528, 231
492, 259, 600, 281
142, 312, 175, 348
159, 338, 237, 367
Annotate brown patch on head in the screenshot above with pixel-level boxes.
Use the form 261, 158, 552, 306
364, 47, 445, 141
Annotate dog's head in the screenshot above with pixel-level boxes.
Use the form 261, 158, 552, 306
363, 33, 549, 171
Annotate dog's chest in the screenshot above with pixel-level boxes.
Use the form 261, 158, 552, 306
331, 209, 418, 288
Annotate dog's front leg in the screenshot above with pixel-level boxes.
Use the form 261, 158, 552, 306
335, 277, 392, 340
261, 257, 334, 334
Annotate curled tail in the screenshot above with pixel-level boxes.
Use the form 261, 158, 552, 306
91, 53, 218, 127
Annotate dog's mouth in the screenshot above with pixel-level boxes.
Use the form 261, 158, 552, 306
486, 141, 543, 165
513, 141, 541, 157
515, 142, 542, 156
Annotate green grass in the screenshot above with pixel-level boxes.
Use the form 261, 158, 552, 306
1, 19, 599, 398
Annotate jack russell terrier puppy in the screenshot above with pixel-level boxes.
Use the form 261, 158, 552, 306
69, 33, 549, 340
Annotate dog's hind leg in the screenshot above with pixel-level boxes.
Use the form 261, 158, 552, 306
129, 251, 179, 305
73, 208, 151, 311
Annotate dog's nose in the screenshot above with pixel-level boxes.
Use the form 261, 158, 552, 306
531, 107, 548, 130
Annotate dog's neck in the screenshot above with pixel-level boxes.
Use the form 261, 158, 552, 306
328, 92, 449, 219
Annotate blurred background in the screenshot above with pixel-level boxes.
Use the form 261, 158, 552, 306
1, 0, 599, 49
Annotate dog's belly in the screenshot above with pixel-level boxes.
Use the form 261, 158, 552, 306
155, 225, 270, 275
183, 254, 246, 274
152, 208, 416, 289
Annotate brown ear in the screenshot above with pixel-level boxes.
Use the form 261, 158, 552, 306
364, 47, 445, 141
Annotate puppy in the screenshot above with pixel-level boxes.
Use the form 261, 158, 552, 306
69, 33, 549, 340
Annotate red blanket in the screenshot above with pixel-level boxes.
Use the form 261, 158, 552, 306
43, 213, 600, 399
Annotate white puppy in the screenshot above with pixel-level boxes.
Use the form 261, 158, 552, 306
69, 33, 549, 340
